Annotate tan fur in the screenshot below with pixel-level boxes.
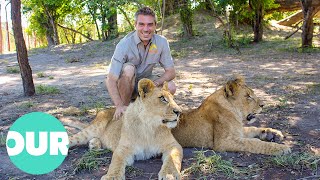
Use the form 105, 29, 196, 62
172, 76, 291, 155
69, 79, 183, 180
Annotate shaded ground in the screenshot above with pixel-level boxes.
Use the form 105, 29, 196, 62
1, 14, 320, 179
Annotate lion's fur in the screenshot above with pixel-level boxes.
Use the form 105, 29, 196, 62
68, 79, 183, 179
172, 76, 291, 155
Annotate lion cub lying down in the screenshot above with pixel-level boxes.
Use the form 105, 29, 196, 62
68, 79, 183, 180
172, 76, 291, 155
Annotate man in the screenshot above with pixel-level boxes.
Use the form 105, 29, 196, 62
106, 7, 176, 119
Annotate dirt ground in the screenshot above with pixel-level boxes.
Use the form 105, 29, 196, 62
1, 19, 320, 179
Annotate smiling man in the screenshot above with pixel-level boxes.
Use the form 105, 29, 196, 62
106, 7, 176, 119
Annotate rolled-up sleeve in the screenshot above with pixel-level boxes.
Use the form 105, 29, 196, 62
159, 38, 174, 69
108, 41, 127, 77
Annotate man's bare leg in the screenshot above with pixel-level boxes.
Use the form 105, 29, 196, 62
118, 65, 136, 106
167, 81, 176, 95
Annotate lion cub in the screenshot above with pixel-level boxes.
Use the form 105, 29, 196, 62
68, 79, 183, 180
172, 76, 291, 155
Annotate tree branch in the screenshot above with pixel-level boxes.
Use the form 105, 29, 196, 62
57, 24, 93, 41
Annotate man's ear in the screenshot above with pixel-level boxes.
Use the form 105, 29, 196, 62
138, 78, 155, 98
162, 81, 169, 91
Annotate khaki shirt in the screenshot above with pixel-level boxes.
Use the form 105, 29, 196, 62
108, 31, 174, 79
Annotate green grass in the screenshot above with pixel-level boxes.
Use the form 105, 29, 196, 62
73, 149, 111, 173
126, 166, 144, 178
65, 57, 81, 63
183, 150, 237, 178
267, 152, 319, 172
6, 66, 20, 74
19, 101, 35, 108
48, 76, 54, 80
37, 72, 46, 78
36, 84, 60, 94
306, 83, 320, 94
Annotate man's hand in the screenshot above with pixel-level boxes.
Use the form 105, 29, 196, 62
114, 105, 127, 120
153, 79, 161, 87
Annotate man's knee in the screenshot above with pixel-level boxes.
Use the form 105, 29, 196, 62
167, 81, 176, 95
121, 64, 136, 79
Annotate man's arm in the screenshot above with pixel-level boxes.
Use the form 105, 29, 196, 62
153, 67, 175, 86
105, 74, 127, 119
106, 74, 123, 107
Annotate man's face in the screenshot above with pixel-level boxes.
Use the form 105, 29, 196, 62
135, 15, 156, 45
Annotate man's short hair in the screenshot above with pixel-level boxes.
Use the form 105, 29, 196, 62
134, 7, 157, 24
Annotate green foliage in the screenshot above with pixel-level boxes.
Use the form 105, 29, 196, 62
267, 152, 319, 171
183, 150, 237, 178
19, 101, 35, 108
307, 83, 320, 94
73, 149, 111, 172
36, 84, 60, 94
23, 0, 78, 43
37, 72, 46, 78
6, 66, 20, 74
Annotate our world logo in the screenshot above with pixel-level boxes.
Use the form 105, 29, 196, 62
6, 112, 69, 175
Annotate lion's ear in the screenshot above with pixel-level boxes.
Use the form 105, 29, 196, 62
234, 75, 245, 85
225, 80, 240, 97
138, 78, 155, 98
162, 81, 169, 91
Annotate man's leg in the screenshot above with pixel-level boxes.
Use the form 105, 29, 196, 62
146, 74, 177, 95
118, 64, 136, 106
167, 81, 176, 95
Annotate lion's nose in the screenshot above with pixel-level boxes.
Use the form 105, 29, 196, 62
173, 109, 181, 116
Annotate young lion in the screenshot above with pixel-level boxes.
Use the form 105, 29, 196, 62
172, 76, 291, 155
68, 79, 183, 180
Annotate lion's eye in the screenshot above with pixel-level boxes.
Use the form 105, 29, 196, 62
247, 95, 253, 100
159, 96, 168, 103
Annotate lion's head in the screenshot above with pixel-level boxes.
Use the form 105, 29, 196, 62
224, 75, 264, 124
137, 78, 182, 129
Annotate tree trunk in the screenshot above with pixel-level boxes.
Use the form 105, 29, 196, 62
107, 9, 118, 40
277, 10, 303, 26
118, 7, 134, 31
101, 13, 107, 41
43, 6, 59, 45
179, 0, 193, 38
11, 0, 35, 96
0, 4, 3, 54
45, 30, 55, 46
253, 3, 264, 42
301, 0, 320, 47
269, 0, 320, 12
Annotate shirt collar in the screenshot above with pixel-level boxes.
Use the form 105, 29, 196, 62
134, 30, 155, 45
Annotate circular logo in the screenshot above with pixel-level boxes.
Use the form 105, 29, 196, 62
6, 112, 69, 175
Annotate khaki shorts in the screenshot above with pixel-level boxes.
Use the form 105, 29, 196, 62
120, 62, 160, 99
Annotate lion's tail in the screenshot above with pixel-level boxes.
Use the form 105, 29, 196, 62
68, 109, 114, 148
60, 117, 88, 130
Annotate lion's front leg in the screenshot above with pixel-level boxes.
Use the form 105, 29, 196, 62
101, 146, 133, 180
216, 138, 291, 155
159, 142, 183, 180
243, 127, 285, 142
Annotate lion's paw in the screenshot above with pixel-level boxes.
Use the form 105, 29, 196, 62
89, 137, 102, 150
260, 128, 284, 142
273, 145, 291, 155
158, 169, 181, 180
